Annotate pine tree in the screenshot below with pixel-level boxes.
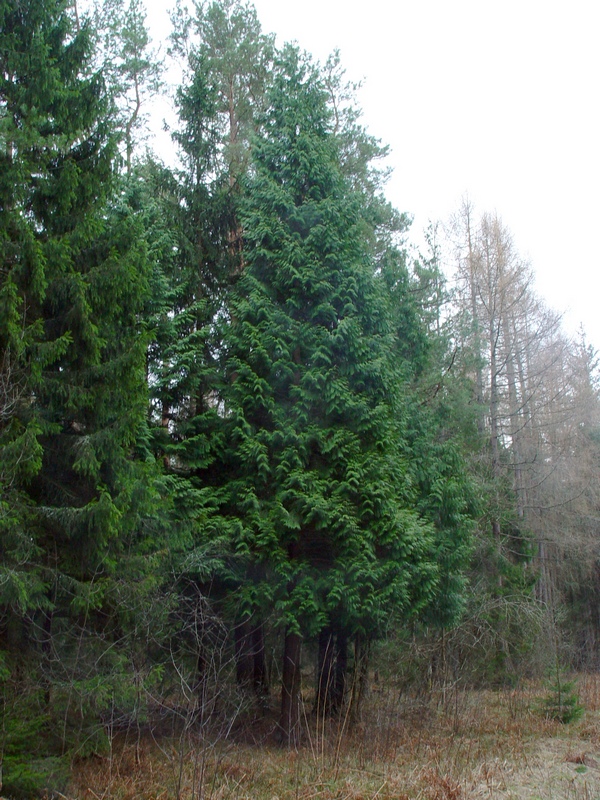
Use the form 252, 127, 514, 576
171, 0, 274, 183
93, 0, 164, 173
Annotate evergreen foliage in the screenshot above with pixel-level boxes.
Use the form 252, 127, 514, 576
8, 0, 598, 773
539, 666, 584, 724
92, 0, 164, 172
201, 45, 473, 738
0, 0, 164, 781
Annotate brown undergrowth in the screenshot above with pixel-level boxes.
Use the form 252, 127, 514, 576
68, 674, 600, 800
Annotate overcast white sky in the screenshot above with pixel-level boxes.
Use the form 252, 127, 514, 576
145, 0, 600, 350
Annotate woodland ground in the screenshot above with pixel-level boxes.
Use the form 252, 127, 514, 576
67, 674, 600, 800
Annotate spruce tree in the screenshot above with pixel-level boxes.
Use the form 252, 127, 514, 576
0, 0, 154, 781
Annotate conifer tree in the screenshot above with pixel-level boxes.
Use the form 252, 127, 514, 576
151, 0, 270, 450
93, 0, 163, 173
0, 0, 154, 779
171, 0, 274, 183
143, 0, 276, 692
212, 46, 463, 744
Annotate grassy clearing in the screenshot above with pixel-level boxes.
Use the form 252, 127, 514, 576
68, 674, 600, 800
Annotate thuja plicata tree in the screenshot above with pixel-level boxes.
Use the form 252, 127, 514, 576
206, 45, 473, 745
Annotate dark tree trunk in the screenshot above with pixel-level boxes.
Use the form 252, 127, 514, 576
315, 626, 335, 717
348, 634, 370, 722
279, 628, 302, 747
251, 622, 269, 701
333, 629, 348, 711
235, 618, 254, 688
40, 608, 53, 705
235, 619, 269, 703
315, 627, 349, 716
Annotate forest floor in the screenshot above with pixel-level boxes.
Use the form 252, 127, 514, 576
68, 673, 600, 800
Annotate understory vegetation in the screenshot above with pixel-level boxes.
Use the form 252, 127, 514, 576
68, 671, 600, 800
1, 0, 599, 797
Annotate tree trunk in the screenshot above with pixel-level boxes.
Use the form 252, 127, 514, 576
465, 204, 486, 437
315, 626, 335, 717
235, 619, 269, 703
315, 627, 349, 716
235, 618, 254, 688
279, 628, 302, 747
348, 634, 370, 723
333, 630, 348, 712
252, 622, 269, 703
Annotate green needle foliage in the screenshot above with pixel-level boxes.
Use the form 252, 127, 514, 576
539, 667, 584, 724
0, 0, 161, 787
205, 45, 473, 740
0, 0, 480, 771
0, 0, 150, 591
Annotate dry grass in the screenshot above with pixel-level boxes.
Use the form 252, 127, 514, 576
67, 675, 600, 800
